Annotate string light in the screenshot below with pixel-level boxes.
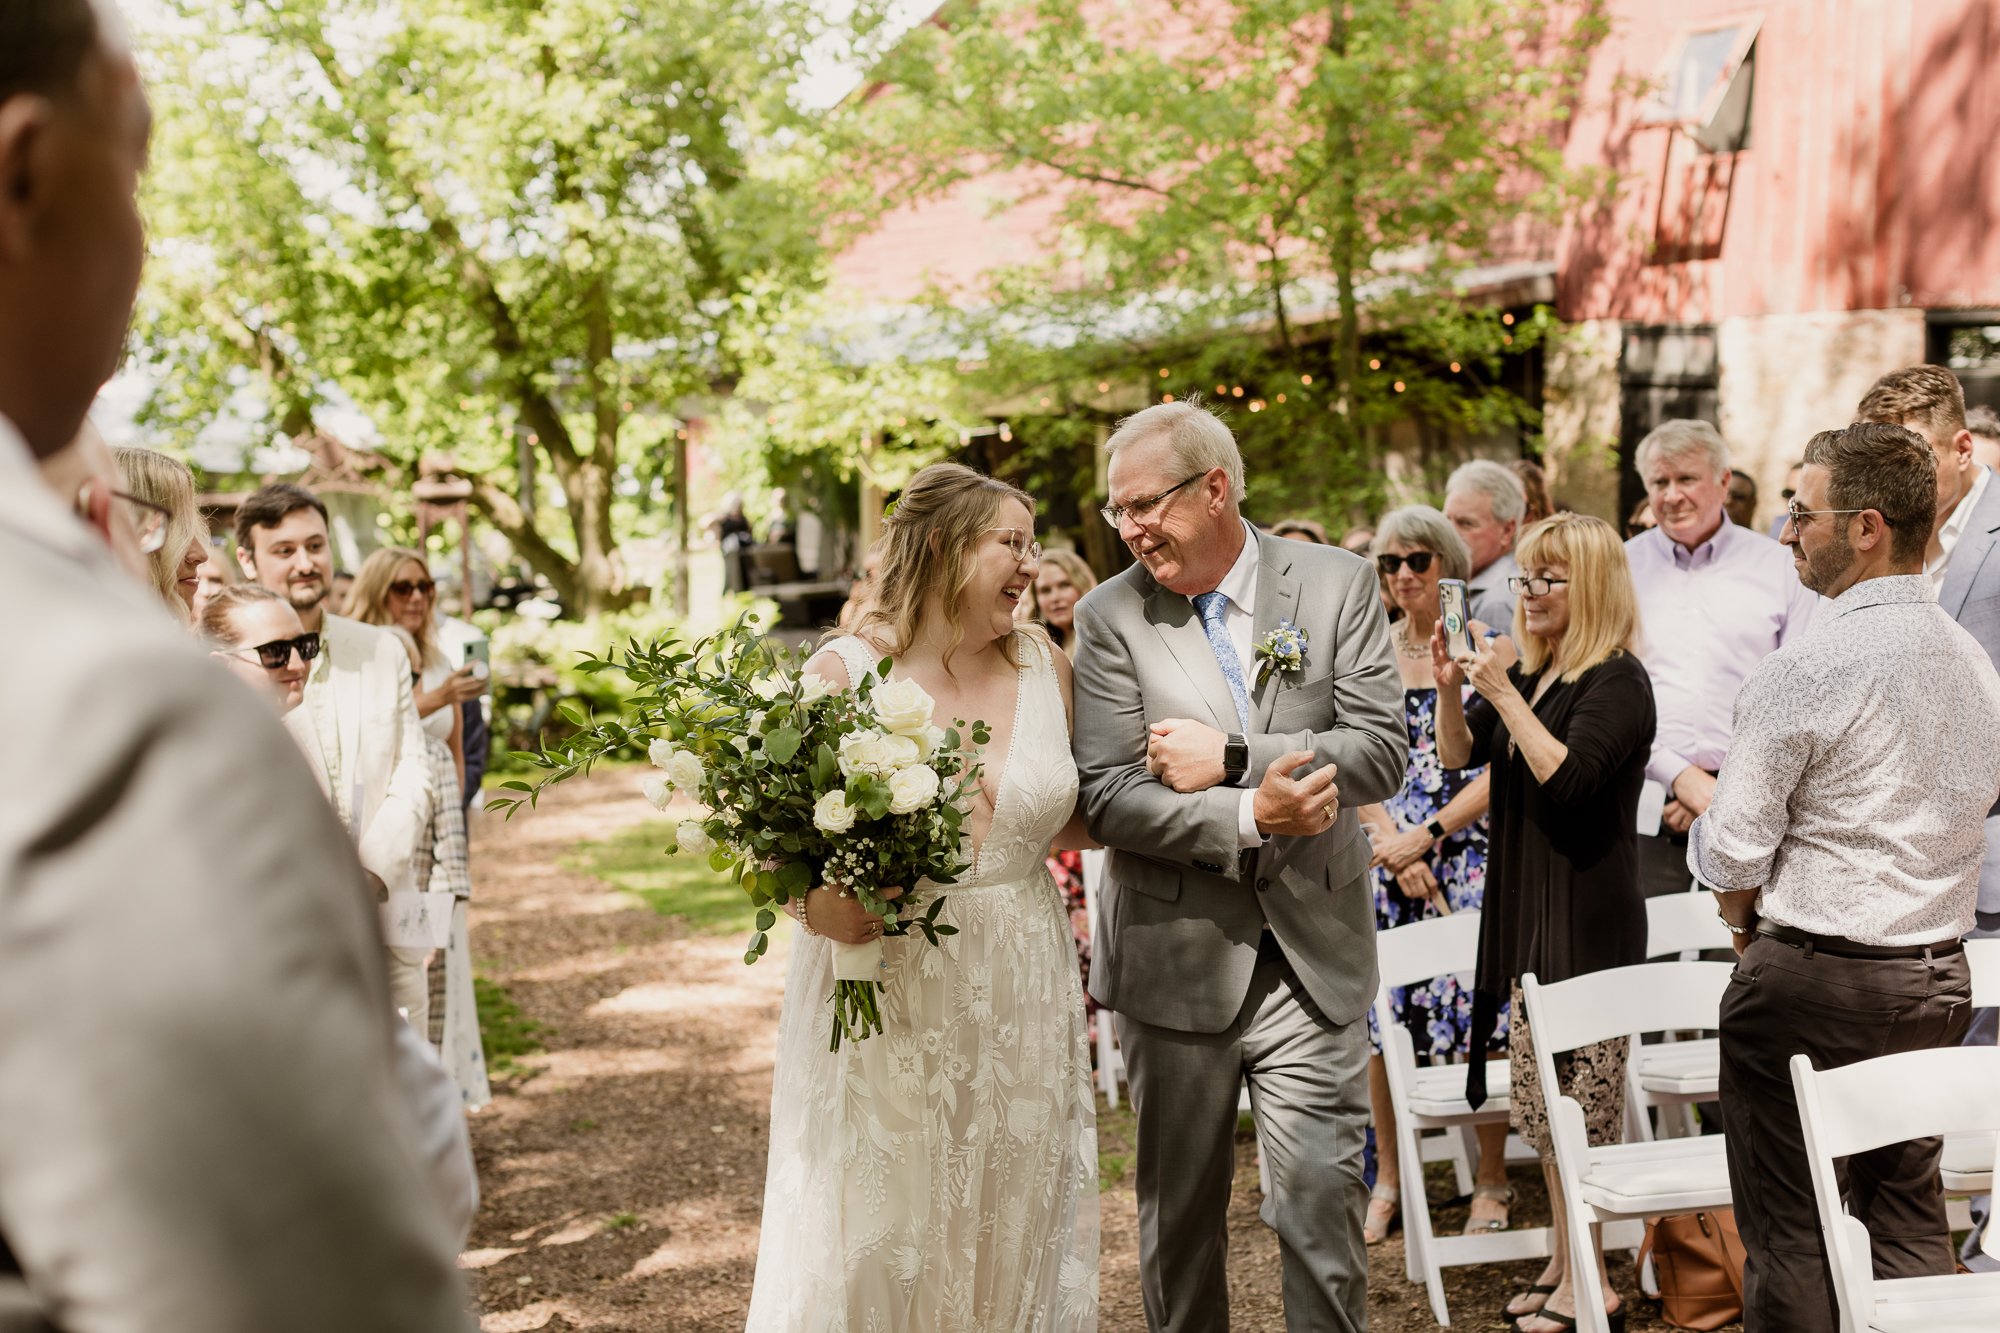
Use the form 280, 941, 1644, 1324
1368, 358, 1381, 370
1161, 393, 1175, 402
1502, 312, 1515, 325
1276, 393, 1287, 403
1300, 373, 1313, 385
1158, 368, 1170, 378
1097, 381, 1110, 393
1503, 335, 1514, 345
1393, 381, 1406, 392
1248, 401, 1263, 412
1215, 384, 1227, 395
1449, 362, 1461, 373
1231, 386, 1244, 397
1039, 396, 1050, 407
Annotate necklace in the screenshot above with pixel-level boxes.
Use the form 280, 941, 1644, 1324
1395, 622, 1431, 660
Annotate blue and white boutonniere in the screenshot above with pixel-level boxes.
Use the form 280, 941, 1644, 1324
1255, 621, 1309, 685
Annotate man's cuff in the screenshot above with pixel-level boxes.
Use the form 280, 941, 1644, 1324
1647, 750, 1693, 791
1237, 789, 1266, 849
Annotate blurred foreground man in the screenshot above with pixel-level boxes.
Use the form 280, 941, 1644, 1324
0, 3, 472, 1329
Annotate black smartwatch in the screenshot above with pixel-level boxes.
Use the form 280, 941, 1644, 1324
1222, 733, 1250, 785
1424, 817, 1447, 841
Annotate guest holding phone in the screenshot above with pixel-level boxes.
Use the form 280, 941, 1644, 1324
350, 548, 478, 790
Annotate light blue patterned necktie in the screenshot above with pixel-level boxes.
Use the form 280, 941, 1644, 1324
1192, 590, 1252, 731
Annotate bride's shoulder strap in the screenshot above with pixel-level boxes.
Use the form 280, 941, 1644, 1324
819, 634, 882, 688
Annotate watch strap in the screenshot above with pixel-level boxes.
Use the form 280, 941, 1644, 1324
1424, 817, 1447, 840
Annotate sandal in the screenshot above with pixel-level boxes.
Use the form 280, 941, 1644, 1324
1464, 1182, 1514, 1234
1514, 1300, 1624, 1333
1362, 1182, 1400, 1244
1501, 1283, 1555, 1322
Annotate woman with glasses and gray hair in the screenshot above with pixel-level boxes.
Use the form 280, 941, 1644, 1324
1356, 506, 1512, 1243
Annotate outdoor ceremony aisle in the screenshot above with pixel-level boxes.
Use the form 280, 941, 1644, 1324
460, 769, 1677, 1332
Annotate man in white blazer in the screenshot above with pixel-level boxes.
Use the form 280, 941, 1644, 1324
235, 483, 437, 1027
0, 3, 470, 1325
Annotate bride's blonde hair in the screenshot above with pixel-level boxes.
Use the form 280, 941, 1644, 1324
844, 463, 1046, 673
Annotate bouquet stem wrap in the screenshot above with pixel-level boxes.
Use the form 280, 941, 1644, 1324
831, 937, 884, 982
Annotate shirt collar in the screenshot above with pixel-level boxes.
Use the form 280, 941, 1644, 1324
0, 413, 37, 479
1659, 512, 1735, 570
1829, 573, 1936, 615
1940, 465, 1990, 549
1206, 519, 1262, 613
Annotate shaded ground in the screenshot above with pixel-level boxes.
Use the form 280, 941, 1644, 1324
464, 769, 1719, 1331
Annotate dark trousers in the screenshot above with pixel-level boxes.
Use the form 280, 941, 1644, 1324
1637, 829, 1694, 899
1718, 933, 1973, 1332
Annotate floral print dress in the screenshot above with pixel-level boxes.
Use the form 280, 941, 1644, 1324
1368, 687, 1506, 1059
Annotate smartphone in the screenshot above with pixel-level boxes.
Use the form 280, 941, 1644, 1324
462, 638, 491, 681
1438, 579, 1476, 659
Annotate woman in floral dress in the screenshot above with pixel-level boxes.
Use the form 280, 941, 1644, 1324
1355, 506, 1513, 1244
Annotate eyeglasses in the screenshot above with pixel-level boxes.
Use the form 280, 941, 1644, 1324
388, 578, 436, 599
111, 491, 173, 555
1506, 575, 1571, 597
986, 527, 1042, 565
224, 632, 321, 670
1784, 502, 1890, 532
1780, 488, 1797, 501
1376, 551, 1436, 575
1100, 471, 1209, 529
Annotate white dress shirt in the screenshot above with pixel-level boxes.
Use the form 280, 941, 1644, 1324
1929, 464, 1993, 592
1689, 574, 2000, 944
1191, 520, 1265, 847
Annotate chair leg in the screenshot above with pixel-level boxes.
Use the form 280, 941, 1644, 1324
1400, 1120, 1453, 1324
1450, 1122, 1478, 1197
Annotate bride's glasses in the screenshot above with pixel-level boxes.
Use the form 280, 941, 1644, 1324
986, 527, 1043, 565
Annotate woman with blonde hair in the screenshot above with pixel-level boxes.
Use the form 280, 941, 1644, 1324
747, 462, 1099, 1331
1019, 548, 1098, 654
114, 446, 208, 620
349, 546, 478, 787
1433, 512, 1655, 1332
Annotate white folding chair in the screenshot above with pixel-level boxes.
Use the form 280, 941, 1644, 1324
1791, 1046, 2000, 1332
1939, 937, 2000, 1215
1521, 962, 1737, 1333
1627, 892, 1732, 1140
1374, 912, 1551, 1325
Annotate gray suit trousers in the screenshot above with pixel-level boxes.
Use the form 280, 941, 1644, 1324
1119, 934, 1370, 1333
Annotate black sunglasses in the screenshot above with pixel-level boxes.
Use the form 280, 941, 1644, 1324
388, 578, 436, 599
228, 632, 321, 670
1376, 551, 1436, 575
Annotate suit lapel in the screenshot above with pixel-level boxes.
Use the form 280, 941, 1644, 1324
1145, 582, 1237, 732
284, 707, 333, 798
1939, 479, 2000, 619
1249, 534, 1300, 730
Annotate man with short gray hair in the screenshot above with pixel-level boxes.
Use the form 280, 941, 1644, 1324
1626, 419, 1814, 902
1443, 459, 1526, 628
1073, 397, 1406, 1332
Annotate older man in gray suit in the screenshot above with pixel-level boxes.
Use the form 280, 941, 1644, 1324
0, 2, 471, 1328
1071, 400, 1407, 1332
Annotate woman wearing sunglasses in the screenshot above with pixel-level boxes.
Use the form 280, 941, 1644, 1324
350, 547, 477, 789
201, 584, 319, 712
1357, 507, 1511, 1243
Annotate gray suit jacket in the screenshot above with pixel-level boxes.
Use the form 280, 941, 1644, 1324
1939, 471, 2000, 910
1072, 530, 1408, 1033
0, 461, 471, 1330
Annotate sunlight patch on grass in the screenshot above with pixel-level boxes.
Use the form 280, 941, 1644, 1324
563, 821, 760, 935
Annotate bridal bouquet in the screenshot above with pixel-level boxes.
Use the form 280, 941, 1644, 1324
490, 615, 989, 1049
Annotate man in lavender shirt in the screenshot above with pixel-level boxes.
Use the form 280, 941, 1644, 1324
1627, 420, 1817, 900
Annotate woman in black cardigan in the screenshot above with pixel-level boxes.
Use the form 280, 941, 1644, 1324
1433, 512, 1655, 1333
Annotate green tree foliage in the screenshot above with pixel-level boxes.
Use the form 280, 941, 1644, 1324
859, 0, 1609, 521
135, 0, 874, 613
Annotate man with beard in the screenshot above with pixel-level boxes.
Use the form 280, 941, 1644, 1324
1689, 422, 2000, 1331
236, 482, 436, 1028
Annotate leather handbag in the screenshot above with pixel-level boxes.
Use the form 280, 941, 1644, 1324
1638, 1209, 1747, 1330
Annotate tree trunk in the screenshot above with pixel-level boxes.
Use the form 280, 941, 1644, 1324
1326, 3, 1363, 456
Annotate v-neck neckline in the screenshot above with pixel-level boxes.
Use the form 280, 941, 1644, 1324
879, 636, 1027, 880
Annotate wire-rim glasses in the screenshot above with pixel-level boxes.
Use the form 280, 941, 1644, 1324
1100, 471, 1209, 529
111, 490, 173, 555
1785, 502, 1887, 531
985, 527, 1043, 565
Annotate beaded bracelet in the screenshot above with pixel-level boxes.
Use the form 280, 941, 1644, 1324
791, 895, 819, 937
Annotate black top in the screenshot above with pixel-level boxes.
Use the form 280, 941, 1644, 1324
1462, 651, 1656, 1106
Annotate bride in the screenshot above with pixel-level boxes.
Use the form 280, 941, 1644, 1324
745, 463, 1100, 1332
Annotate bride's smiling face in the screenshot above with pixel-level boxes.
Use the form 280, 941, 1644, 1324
956, 497, 1041, 645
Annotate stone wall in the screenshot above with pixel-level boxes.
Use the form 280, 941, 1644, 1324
1541, 318, 1624, 522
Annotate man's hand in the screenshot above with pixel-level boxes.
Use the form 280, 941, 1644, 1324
1672, 766, 1718, 818
1731, 929, 1750, 959
1370, 824, 1434, 873
1252, 751, 1341, 837
1146, 717, 1228, 793
1661, 799, 1695, 835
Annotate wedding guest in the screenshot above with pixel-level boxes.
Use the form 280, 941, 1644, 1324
1968, 405, 2000, 473
350, 546, 478, 790
709, 490, 755, 592
201, 583, 315, 710
836, 542, 883, 628
1023, 547, 1098, 653
1339, 525, 1376, 554
36, 418, 150, 580
766, 485, 797, 547
433, 600, 493, 813
1435, 512, 1655, 1333
190, 545, 228, 621
1444, 459, 1527, 629
1696, 422, 2000, 1330
114, 444, 206, 620
1272, 516, 1329, 544
1357, 507, 1510, 1244
1512, 458, 1553, 525
328, 567, 354, 615
1768, 462, 1806, 540
1727, 468, 1758, 528
1626, 420, 1814, 902
1626, 497, 1656, 538
236, 483, 436, 1029
0, 1, 469, 1323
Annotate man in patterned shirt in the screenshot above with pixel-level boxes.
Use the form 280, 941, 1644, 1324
1690, 422, 2000, 1332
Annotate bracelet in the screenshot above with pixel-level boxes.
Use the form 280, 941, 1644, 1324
1716, 912, 1752, 936
792, 895, 819, 937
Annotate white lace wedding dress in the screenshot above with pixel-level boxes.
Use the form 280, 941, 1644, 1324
744, 632, 1099, 1333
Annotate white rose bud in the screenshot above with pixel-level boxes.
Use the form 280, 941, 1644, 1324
666, 749, 706, 793
640, 773, 672, 810
886, 763, 941, 815
813, 790, 858, 834
870, 677, 937, 737
675, 820, 716, 857
751, 676, 784, 701
910, 724, 949, 760
648, 737, 677, 769
798, 672, 837, 704
879, 733, 921, 770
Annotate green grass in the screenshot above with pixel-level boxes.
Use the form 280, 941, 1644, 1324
474, 973, 545, 1080
1097, 1096, 1137, 1191
605, 1211, 642, 1231
563, 821, 761, 935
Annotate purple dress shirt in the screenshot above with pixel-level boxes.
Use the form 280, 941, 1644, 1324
1625, 519, 1818, 791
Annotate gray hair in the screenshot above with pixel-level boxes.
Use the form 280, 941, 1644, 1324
1966, 404, 2000, 443
1635, 419, 1730, 478
1444, 459, 1527, 525
1372, 505, 1472, 582
1104, 397, 1245, 504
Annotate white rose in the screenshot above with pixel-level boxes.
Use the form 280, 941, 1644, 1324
675, 820, 716, 856
648, 737, 677, 769
750, 677, 785, 701
910, 724, 949, 761
838, 729, 901, 778
798, 672, 837, 704
870, 678, 937, 737
886, 763, 941, 815
640, 773, 672, 810
813, 790, 858, 834
666, 749, 706, 793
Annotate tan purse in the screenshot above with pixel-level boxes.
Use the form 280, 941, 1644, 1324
1638, 1209, 1747, 1330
